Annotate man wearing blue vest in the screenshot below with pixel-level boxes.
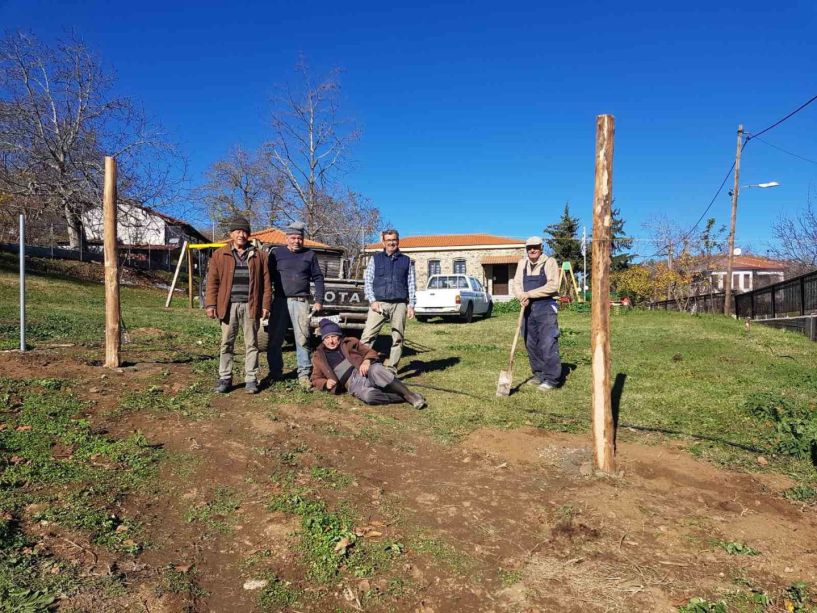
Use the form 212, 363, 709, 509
513, 236, 562, 391
360, 229, 416, 371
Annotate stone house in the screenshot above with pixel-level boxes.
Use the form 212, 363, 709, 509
364, 233, 526, 299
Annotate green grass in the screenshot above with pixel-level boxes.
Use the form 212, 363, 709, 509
3, 258, 817, 485
0, 377, 161, 609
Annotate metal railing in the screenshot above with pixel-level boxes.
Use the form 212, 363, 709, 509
649, 292, 725, 314
735, 269, 817, 319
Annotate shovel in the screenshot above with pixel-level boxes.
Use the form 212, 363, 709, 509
496, 307, 526, 397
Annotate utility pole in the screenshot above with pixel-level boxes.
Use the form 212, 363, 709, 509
582, 226, 587, 301
724, 124, 743, 316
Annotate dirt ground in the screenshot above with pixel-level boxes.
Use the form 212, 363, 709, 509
3, 348, 816, 612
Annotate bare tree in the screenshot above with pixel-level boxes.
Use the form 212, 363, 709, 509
0, 31, 183, 247
311, 189, 382, 264
264, 61, 361, 238
770, 200, 817, 276
196, 145, 286, 233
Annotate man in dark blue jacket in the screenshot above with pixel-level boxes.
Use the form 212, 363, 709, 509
267, 221, 324, 388
360, 229, 416, 371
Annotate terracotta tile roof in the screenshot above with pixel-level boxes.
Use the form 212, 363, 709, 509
250, 227, 338, 250
365, 233, 525, 250
481, 254, 523, 265
711, 255, 786, 271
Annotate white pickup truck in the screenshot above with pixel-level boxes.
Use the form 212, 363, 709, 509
415, 274, 493, 323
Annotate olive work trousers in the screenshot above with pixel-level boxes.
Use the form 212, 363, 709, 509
360, 302, 408, 369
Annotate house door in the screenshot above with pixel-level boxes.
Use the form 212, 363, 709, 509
492, 265, 509, 295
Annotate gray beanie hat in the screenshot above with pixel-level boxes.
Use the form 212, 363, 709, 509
284, 221, 306, 237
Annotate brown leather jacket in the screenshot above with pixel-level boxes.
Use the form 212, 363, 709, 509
204, 243, 271, 321
311, 337, 379, 393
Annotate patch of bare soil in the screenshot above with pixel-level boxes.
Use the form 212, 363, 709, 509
2, 349, 816, 612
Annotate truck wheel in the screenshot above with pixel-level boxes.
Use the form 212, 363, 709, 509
462, 302, 474, 323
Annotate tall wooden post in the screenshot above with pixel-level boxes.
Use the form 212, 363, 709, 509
724, 124, 743, 316
591, 114, 616, 473
103, 156, 121, 368
187, 245, 194, 309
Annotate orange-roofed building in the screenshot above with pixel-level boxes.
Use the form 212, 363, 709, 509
364, 233, 527, 298
703, 254, 786, 293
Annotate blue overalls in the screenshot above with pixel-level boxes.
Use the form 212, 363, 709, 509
522, 260, 562, 386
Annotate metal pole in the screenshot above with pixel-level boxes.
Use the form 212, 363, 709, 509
724, 124, 743, 316
582, 226, 587, 301
19, 214, 26, 352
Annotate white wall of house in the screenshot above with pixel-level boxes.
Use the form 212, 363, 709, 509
712, 269, 785, 292
82, 205, 166, 245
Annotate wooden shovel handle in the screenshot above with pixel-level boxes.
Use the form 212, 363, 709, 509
507, 307, 526, 372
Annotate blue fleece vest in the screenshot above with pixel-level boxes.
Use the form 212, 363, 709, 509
372, 251, 410, 302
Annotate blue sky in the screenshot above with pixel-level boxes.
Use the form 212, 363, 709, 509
2, 0, 816, 255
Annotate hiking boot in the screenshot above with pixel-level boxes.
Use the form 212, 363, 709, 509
298, 376, 312, 391
213, 378, 231, 393
537, 381, 557, 392
526, 377, 542, 386
244, 380, 259, 394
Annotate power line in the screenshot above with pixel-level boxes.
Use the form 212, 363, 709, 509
672, 92, 817, 257
745, 92, 817, 142
753, 136, 817, 166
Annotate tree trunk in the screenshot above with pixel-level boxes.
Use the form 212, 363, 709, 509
64, 204, 86, 250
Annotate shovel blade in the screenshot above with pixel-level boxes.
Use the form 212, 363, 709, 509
496, 370, 512, 397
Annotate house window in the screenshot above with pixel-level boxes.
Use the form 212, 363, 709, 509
453, 259, 466, 274
428, 260, 441, 277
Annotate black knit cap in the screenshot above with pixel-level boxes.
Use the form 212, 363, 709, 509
226, 215, 251, 234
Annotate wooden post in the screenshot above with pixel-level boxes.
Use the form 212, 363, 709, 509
187, 244, 194, 309
103, 156, 121, 368
165, 240, 188, 308
724, 125, 743, 316
591, 114, 616, 474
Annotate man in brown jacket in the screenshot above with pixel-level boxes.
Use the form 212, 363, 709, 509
311, 319, 426, 409
205, 216, 271, 394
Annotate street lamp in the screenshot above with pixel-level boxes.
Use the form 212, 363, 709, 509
723, 123, 779, 317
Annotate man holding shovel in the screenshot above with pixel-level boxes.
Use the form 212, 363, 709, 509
513, 236, 562, 391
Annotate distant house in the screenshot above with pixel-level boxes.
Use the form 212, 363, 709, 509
702, 254, 786, 293
81, 203, 208, 269
251, 227, 346, 279
364, 233, 526, 299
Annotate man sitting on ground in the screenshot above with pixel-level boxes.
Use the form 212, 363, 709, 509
311, 319, 426, 409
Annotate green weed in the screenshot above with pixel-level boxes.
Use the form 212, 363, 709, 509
712, 540, 759, 556
678, 596, 727, 612
268, 491, 355, 582
784, 485, 817, 503
310, 466, 353, 489
742, 392, 817, 462
184, 486, 241, 534
258, 574, 300, 610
